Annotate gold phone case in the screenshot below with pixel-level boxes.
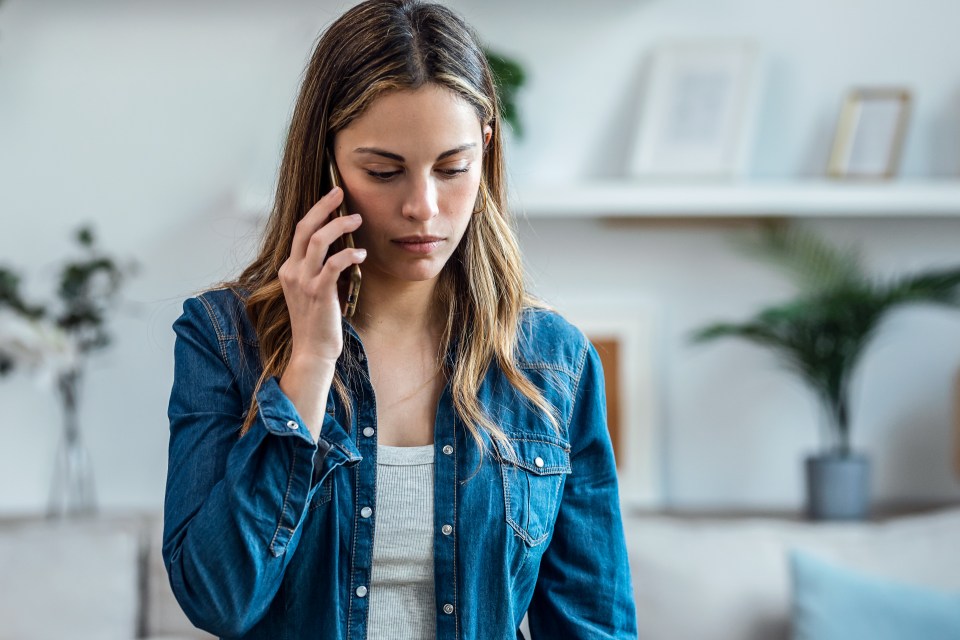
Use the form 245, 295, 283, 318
326, 158, 362, 319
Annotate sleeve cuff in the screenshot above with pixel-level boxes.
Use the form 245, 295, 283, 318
255, 374, 358, 492
254, 374, 325, 448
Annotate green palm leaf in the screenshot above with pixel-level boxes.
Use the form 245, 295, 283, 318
690, 223, 960, 455
879, 266, 960, 309
728, 223, 866, 293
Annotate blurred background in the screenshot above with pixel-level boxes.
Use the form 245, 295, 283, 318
3, 0, 959, 516
1, 1, 960, 638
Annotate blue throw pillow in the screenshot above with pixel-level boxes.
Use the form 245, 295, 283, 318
789, 549, 960, 640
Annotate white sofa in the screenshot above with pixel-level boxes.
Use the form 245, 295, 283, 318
0, 511, 214, 640
1, 506, 959, 639
621, 505, 960, 640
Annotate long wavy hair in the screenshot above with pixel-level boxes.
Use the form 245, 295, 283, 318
204, 0, 560, 464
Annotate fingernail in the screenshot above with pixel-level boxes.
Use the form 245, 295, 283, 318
357, 249, 367, 257
351, 213, 362, 220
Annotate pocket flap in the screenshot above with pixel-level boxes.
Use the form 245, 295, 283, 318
494, 436, 571, 475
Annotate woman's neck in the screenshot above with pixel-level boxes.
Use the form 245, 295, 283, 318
348, 272, 445, 347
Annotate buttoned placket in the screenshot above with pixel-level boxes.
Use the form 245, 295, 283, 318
435, 413, 458, 635
345, 328, 377, 639
341, 321, 461, 638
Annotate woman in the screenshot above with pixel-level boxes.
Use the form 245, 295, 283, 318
163, 1, 637, 638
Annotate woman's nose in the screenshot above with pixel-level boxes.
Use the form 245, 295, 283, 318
401, 174, 440, 221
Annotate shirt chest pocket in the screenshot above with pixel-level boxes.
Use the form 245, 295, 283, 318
309, 477, 333, 511
494, 436, 572, 547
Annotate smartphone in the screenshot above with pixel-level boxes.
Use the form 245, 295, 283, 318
326, 157, 362, 319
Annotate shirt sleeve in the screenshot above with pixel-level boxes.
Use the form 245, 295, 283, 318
161, 295, 358, 637
526, 339, 639, 639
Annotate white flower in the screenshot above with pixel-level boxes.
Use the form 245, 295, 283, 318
0, 310, 80, 391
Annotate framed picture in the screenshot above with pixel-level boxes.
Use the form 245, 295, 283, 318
555, 298, 663, 509
954, 368, 960, 481
827, 87, 912, 179
629, 39, 763, 180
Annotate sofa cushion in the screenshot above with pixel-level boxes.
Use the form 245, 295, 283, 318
0, 516, 141, 640
624, 506, 960, 640
790, 549, 960, 640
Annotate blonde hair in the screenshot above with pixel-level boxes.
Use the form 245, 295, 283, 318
205, 0, 559, 466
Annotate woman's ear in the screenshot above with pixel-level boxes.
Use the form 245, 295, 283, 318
482, 124, 493, 151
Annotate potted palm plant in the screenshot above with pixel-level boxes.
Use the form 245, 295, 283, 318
690, 223, 960, 520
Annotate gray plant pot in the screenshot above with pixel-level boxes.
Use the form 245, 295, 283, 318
804, 453, 871, 521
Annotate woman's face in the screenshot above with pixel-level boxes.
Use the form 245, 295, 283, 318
332, 84, 492, 286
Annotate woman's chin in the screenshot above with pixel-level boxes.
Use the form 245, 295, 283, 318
399, 265, 445, 283
371, 260, 447, 284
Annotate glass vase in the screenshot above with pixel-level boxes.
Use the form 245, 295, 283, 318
47, 365, 97, 518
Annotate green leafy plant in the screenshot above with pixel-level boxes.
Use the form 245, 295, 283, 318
484, 48, 527, 138
0, 224, 139, 379
689, 223, 960, 456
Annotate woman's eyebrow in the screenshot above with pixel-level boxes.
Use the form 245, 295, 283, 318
353, 143, 476, 162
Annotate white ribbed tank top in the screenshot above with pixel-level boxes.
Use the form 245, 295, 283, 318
366, 443, 436, 640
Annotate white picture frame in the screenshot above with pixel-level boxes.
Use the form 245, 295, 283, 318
629, 39, 763, 180
555, 298, 663, 510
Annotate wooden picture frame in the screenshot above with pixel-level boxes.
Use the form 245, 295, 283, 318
954, 367, 960, 481
556, 299, 662, 509
827, 87, 912, 180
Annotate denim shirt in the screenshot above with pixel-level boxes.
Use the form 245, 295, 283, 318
163, 287, 637, 639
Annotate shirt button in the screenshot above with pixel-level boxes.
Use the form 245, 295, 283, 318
356, 586, 367, 598
442, 445, 453, 455
443, 603, 454, 614
441, 524, 452, 535
286, 420, 299, 430
534, 456, 544, 468
360, 506, 373, 518
363, 427, 375, 437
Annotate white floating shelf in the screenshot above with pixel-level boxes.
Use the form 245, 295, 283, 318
510, 179, 960, 218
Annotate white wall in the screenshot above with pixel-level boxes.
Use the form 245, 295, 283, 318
1, 0, 958, 515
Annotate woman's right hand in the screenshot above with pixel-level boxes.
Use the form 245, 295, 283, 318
278, 186, 366, 366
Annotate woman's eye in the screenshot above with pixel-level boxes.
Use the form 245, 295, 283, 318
364, 166, 471, 181
366, 170, 401, 181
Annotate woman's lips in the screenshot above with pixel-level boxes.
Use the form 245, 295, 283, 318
392, 238, 444, 254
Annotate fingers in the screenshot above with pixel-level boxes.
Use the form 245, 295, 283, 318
279, 241, 365, 297
290, 187, 345, 261
319, 247, 367, 287
302, 213, 363, 273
